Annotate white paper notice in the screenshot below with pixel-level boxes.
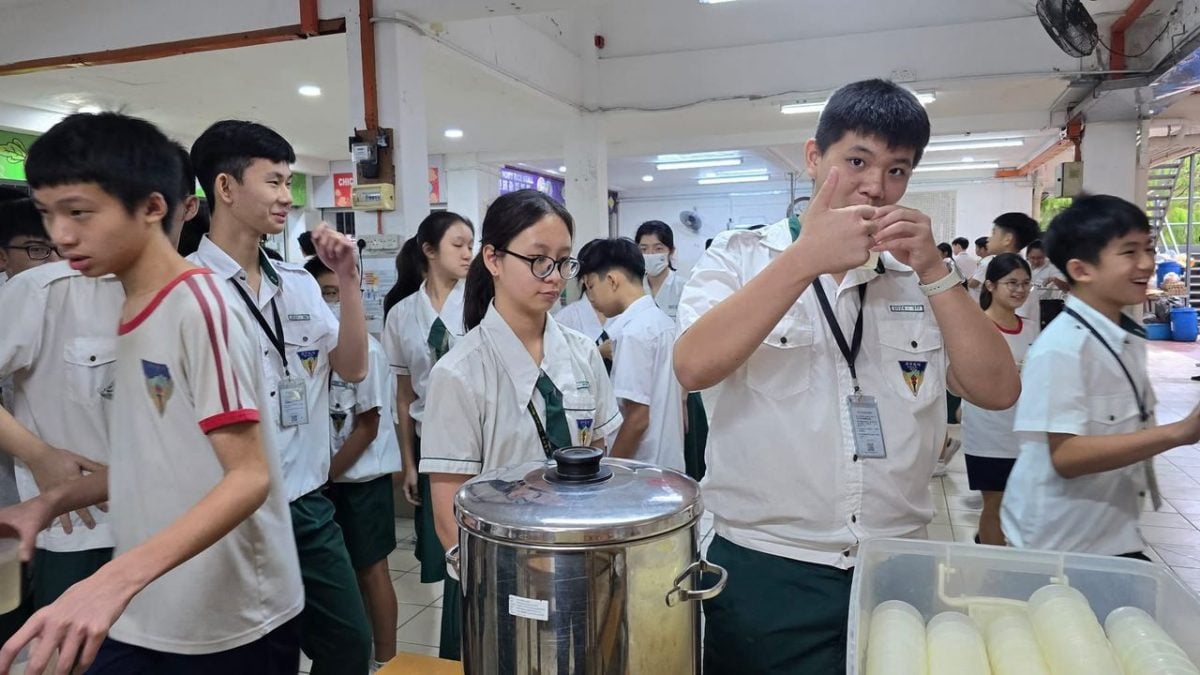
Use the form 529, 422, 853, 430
508, 594, 549, 621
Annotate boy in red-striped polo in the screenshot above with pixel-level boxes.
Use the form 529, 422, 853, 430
0, 112, 302, 675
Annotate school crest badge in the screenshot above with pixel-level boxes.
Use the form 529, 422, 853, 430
575, 418, 594, 446
298, 349, 320, 376
898, 361, 927, 397
331, 410, 348, 434
141, 360, 173, 415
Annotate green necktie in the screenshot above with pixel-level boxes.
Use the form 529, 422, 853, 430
534, 372, 572, 450
427, 317, 450, 363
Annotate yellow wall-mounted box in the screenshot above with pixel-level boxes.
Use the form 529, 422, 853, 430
351, 183, 396, 211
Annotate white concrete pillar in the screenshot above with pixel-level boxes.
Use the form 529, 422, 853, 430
1081, 120, 1142, 205
345, 11, 431, 239
445, 153, 501, 228
563, 113, 610, 245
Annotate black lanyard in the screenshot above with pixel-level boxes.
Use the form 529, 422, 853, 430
231, 283, 291, 378
526, 402, 555, 459
812, 280, 868, 392
1062, 306, 1149, 423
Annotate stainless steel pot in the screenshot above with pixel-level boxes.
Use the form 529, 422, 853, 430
447, 447, 726, 674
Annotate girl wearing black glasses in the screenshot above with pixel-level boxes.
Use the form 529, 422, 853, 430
417, 189, 622, 661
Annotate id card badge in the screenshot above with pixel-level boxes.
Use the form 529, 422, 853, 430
279, 378, 309, 427
848, 394, 887, 459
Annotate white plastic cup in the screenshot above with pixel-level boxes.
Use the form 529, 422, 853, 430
927, 612, 990, 675
1029, 584, 1123, 675
866, 601, 926, 675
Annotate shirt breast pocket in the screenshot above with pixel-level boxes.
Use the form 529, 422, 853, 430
1087, 393, 1143, 432
745, 322, 815, 399
285, 331, 328, 380
63, 337, 117, 406
877, 321, 944, 403
563, 392, 599, 446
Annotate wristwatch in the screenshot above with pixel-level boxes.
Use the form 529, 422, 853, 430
918, 263, 964, 297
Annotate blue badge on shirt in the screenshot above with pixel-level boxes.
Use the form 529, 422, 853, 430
576, 418, 594, 445
298, 349, 320, 376
141, 360, 173, 415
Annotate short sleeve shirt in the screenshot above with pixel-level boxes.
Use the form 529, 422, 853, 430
0, 262, 122, 551
189, 236, 340, 502
380, 281, 465, 435
331, 335, 401, 482
1001, 295, 1154, 555
420, 304, 622, 477
107, 269, 302, 653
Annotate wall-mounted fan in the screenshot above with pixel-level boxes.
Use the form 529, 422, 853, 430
1037, 0, 1099, 57
679, 209, 703, 233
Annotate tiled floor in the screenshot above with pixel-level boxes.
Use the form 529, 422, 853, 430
306, 341, 1200, 671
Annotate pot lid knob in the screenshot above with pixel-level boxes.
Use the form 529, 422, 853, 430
547, 446, 612, 484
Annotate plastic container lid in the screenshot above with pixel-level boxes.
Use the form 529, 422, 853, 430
454, 447, 702, 546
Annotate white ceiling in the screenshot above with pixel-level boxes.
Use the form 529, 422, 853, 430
0, 0, 1194, 192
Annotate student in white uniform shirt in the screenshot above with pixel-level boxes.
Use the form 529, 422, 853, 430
554, 240, 614, 369
1002, 195, 1200, 559
379, 210, 473, 658
188, 120, 372, 675
0, 111, 302, 675
578, 238, 685, 470
1026, 239, 1070, 329
951, 236, 977, 281
673, 80, 1020, 674
0, 144, 201, 638
961, 253, 1037, 545
422, 190, 622, 660
968, 212, 1040, 305
636, 220, 687, 320
304, 259, 400, 672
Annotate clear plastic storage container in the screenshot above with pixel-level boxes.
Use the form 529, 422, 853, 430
848, 538, 1200, 674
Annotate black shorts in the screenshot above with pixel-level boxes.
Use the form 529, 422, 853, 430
965, 454, 1016, 492
85, 616, 300, 675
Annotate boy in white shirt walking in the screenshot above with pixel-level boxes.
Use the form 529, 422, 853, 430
0, 111, 302, 674
1002, 194, 1200, 558
578, 237, 686, 470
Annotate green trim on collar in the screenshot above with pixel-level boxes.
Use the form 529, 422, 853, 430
258, 248, 281, 286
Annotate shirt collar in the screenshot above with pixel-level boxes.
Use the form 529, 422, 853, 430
606, 294, 655, 336
481, 303, 575, 406
766, 217, 900, 279
194, 235, 281, 287
1064, 295, 1145, 352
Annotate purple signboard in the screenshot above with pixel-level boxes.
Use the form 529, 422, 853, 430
499, 166, 565, 204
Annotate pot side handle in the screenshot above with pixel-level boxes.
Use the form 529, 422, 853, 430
665, 558, 728, 607
445, 544, 461, 580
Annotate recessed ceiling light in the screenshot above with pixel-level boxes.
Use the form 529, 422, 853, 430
558, 166, 567, 173
444, 128, 464, 139
77, 105, 102, 114
699, 0, 739, 4
925, 138, 1023, 152
298, 85, 322, 97
642, 175, 655, 182
961, 156, 975, 162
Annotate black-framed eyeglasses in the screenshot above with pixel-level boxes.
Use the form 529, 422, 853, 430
3, 243, 59, 260
497, 248, 580, 280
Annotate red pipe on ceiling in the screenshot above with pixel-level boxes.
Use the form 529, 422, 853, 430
1110, 0, 1156, 74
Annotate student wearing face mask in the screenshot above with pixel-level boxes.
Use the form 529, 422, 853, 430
636, 221, 687, 320
305, 258, 400, 672
637, 221, 708, 480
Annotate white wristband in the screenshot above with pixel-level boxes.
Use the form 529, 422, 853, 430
919, 267, 964, 297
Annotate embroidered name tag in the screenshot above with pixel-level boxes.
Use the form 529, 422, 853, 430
288, 314, 311, 321
576, 380, 591, 392
888, 304, 925, 314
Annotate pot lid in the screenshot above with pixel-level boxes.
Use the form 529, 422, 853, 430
454, 447, 702, 546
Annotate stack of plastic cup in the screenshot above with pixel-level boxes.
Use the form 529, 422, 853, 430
926, 611, 990, 675
1105, 606, 1200, 675
1028, 584, 1123, 675
865, 600, 926, 675
984, 611, 1051, 675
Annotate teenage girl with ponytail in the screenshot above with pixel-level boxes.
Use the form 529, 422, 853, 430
961, 252, 1037, 545
380, 212, 474, 603
420, 189, 622, 660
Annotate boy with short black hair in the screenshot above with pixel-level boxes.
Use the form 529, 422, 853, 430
0, 198, 60, 278
304, 256, 400, 671
578, 237, 685, 470
674, 79, 1020, 673
968, 213, 1040, 308
189, 119, 372, 675
951, 235, 977, 279
0, 112, 303, 674
975, 236, 989, 259
1002, 194, 1200, 557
